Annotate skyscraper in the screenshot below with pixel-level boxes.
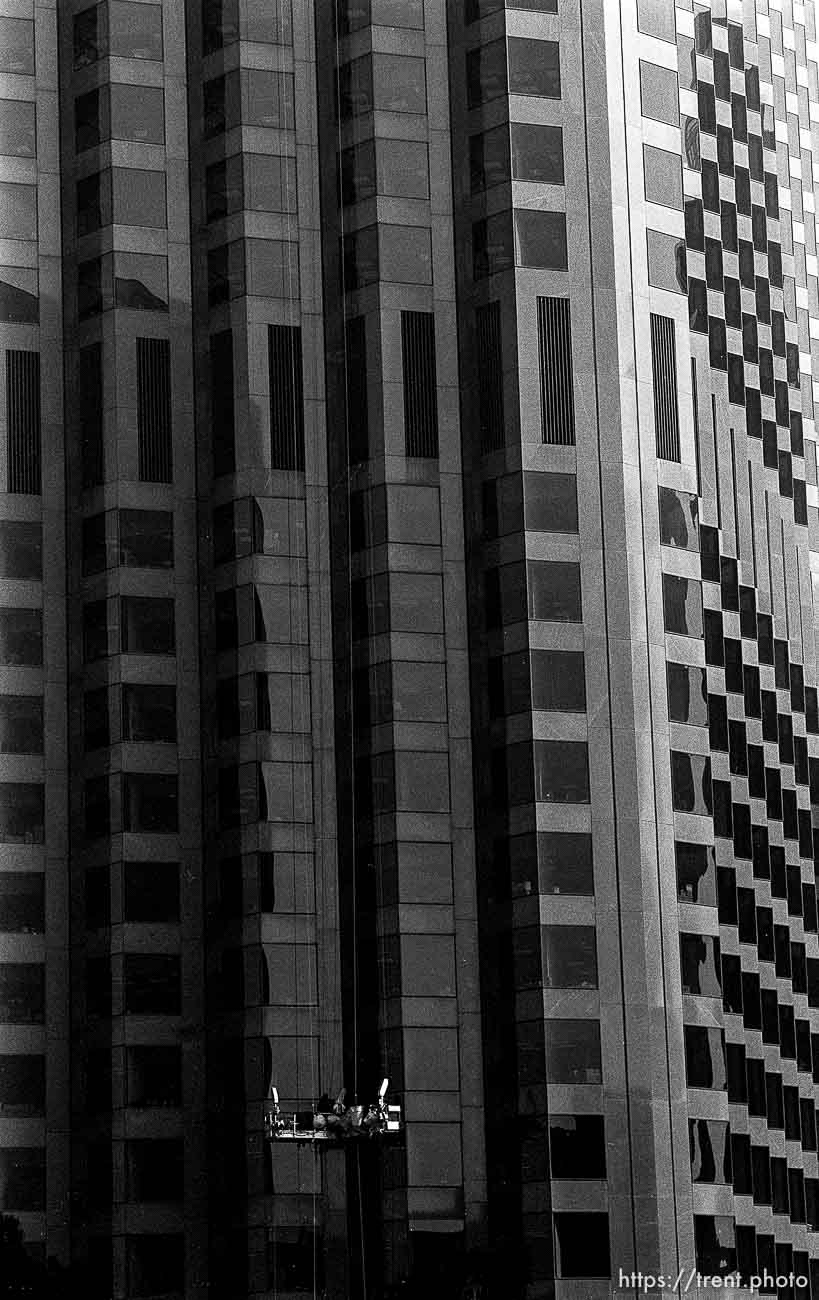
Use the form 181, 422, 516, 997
4, 0, 819, 1295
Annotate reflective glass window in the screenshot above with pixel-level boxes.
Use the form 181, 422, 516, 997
119, 510, 173, 568
663, 573, 703, 636
531, 650, 585, 712
0, 609, 42, 666
77, 172, 106, 236
0, 697, 43, 754
377, 140, 429, 198
470, 126, 508, 194
245, 154, 298, 212
536, 831, 593, 895
110, 84, 164, 143
0, 101, 36, 157
640, 60, 679, 126
523, 472, 577, 532
514, 210, 567, 269
244, 0, 293, 42
667, 662, 708, 725
511, 122, 563, 183
684, 1024, 726, 1088
245, 239, 299, 298
543, 926, 597, 987
680, 933, 721, 996
115, 253, 168, 311
647, 229, 687, 292
0, 267, 38, 324
120, 596, 175, 655
84, 686, 109, 751
659, 486, 699, 549
127, 1235, 184, 1298
380, 225, 432, 283
242, 70, 295, 129
127, 1138, 183, 1201
534, 740, 589, 803
466, 39, 507, 109
508, 38, 560, 98
0, 873, 43, 932
527, 560, 582, 622
671, 751, 712, 816
637, 0, 676, 41
112, 169, 166, 228
0, 18, 34, 74
0, 184, 36, 241
109, 3, 163, 60
372, 54, 426, 114
690, 1119, 731, 1183
544, 1019, 602, 1083
644, 144, 683, 209
371, 0, 424, 25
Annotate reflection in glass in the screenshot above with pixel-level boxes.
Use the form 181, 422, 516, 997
680, 933, 721, 996
667, 663, 708, 726
0, 268, 38, 324
508, 37, 560, 98
662, 574, 703, 637
109, 2, 163, 59
115, 253, 168, 311
671, 751, 712, 816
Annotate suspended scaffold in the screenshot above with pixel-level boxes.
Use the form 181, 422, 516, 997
265, 1078, 402, 1146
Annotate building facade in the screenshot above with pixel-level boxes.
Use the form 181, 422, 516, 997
4, 0, 819, 1296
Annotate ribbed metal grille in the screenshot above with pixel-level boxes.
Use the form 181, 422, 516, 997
6, 350, 41, 495
268, 324, 305, 471
477, 301, 505, 453
80, 343, 104, 487
210, 330, 235, 477
345, 315, 369, 465
136, 338, 173, 483
401, 311, 438, 458
650, 313, 681, 462
537, 296, 575, 446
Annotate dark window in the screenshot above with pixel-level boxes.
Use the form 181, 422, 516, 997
345, 316, 369, 465
527, 560, 581, 622
667, 663, 707, 725
538, 297, 574, 445
119, 510, 173, 568
124, 954, 181, 1015
127, 1045, 181, 1108
122, 773, 178, 833
136, 338, 172, 483
269, 325, 305, 471
533, 741, 589, 804
0, 1148, 44, 1211
127, 1235, 184, 1299
515, 210, 567, 270
0, 963, 44, 1022
120, 597, 175, 655
110, 84, 164, 144
523, 472, 577, 534
0, 697, 42, 756
511, 122, 563, 183
109, 1, 163, 59
127, 1139, 183, 1202
0, 522, 40, 580
210, 331, 235, 476
537, 832, 593, 896
401, 312, 438, 458
694, 1217, 735, 1276
507, 37, 560, 98
80, 343, 104, 486
0, 873, 43, 933
0, 609, 41, 666
0, 1054, 44, 1115
6, 351, 40, 495
676, 842, 715, 905
123, 861, 179, 924
476, 302, 505, 453
122, 684, 176, 743
531, 650, 585, 712
542, 926, 597, 987
690, 1119, 731, 1183
83, 687, 109, 751
684, 1025, 725, 1088
671, 752, 711, 816
544, 1020, 601, 1084
74, 6, 100, 67
553, 1213, 610, 1278
651, 315, 680, 460
680, 933, 721, 996
549, 1116, 606, 1179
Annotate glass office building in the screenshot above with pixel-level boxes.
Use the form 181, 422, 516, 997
4, 0, 819, 1295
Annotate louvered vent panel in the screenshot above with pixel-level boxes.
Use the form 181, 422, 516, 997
477, 301, 505, 453
345, 315, 369, 465
268, 324, 305, 471
6, 350, 41, 495
401, 311, 438, 458
210, 330, 235, 477
651, 313, 681, 462
137, 337, 173, 483
537, 296, 575, 446
80, 343, 104, 487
